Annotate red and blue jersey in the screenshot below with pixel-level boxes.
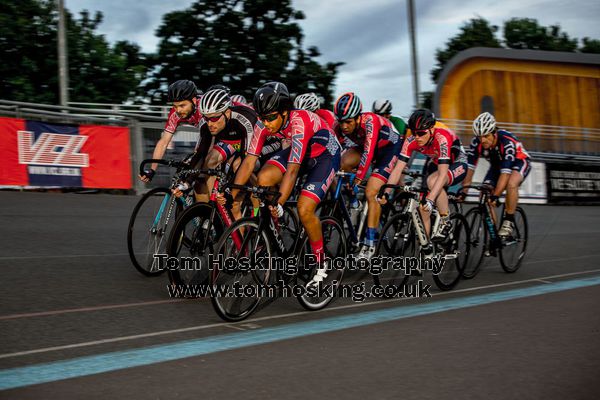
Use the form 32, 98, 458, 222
163, 102, 203, 134
248, 109, 339, 165
315, 109, 338, 131
467, 130, 530, 173
335, 112, 401, 180
400, 127, 465, 165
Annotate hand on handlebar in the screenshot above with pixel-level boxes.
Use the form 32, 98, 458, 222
139, 169, 155, 183
269, 204, 284, 218
420, 198, 435, 213
171, 182, 191, 198
488, 195, 501, 208
455, 189, 467, 203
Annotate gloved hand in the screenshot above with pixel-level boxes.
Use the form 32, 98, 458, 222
139, 169, 155, 182
421, 198, 435, 213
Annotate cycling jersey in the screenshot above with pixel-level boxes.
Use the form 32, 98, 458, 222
335, 112, 402, 181
399, 127, 466, 165
315, 109, 339, 131
193, 105, 264, 163
467, 130, 531, 174
164, 98, 203, 134
248, 109, 338, 165
388, 115, 408, 138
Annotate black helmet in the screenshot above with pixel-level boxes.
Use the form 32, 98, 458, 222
168, 80, 198, 102
207, 84, 231, 94
408, 108, 436, 131
253, 82, 291, 115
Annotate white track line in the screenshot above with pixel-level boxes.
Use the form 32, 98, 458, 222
1, 268, 599, 360
0, 253, 129, 260
0, 299, 187, 321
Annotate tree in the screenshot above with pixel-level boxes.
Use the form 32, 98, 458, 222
65, 10, 150, 103
580, 37, 600, 54
145, 0, 342, 107
0, 0, 148, 104
0, 0, 58, 103
504, 18, 577, 52
430, 17, 501, 83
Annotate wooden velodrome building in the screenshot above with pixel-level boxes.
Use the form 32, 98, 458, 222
433, 48, 600, 153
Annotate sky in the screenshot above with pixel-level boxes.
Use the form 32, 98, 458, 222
67, 0, 600, 115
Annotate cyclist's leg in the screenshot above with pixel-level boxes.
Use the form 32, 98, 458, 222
364, 144, 399, 248
258, 147, 290, 187
422, 171, 443, 236
300, 150, 340, 283
505, 159, 530, 214
439, 161, 468, 214
501, 159, 530, 234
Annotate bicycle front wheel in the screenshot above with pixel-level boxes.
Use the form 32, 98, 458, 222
127, 187, 182, 276
432, 213, 470, 291
499, 207, 528, 273
166, 202, 222, 286
373, 213, 413, 288
462, 207, 487, 279
296, 216, 347, 311
210, 218, 272, 322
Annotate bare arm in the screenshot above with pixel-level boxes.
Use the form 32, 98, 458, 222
231, 155, 258, 199
139, 130, 174, 182
462, 168, 475, 189
278, 163, 300, 205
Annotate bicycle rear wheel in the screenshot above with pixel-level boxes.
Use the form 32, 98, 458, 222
499, 207, 528, 273
210, 218, 272, 322
127, 187, 182, 276
373, 213, 413, 289
166, 203, 223, 285
433, 213, 470, 291
462, 207, 487, 279
296, 216, 347, 311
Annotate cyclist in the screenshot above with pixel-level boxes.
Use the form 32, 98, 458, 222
461, 112, 531, 237
294, 92, 338, 131
139, 80, 202, 182
170, 88, 263, 203
333, 92, 402, 260
372, 99, 408, 139
389, 109, 468, 248
228, 82, 342, 285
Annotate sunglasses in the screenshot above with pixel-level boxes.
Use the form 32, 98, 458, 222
259, 112, 280, 122
414, 129, 430, 137
204, 113, 224, 123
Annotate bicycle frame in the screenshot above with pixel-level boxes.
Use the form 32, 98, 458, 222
330, 172, 362, 246
379, 183, 443, 252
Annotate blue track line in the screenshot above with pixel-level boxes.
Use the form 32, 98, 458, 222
1, 275, 599, 391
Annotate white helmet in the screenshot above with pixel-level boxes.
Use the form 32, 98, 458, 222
199, 89, 231, 114
294, 92, 320, 112
472, 112, 496, 136
231, 94, 247, 104
372, 99, 392, 115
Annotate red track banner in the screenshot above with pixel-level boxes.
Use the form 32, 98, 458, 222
0, 117, 132, 189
